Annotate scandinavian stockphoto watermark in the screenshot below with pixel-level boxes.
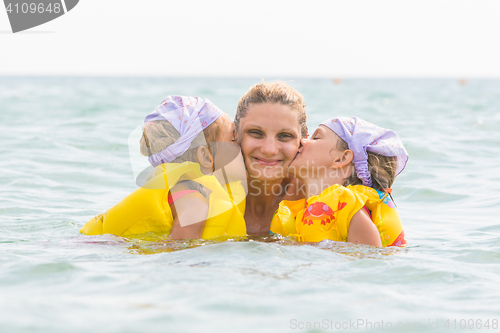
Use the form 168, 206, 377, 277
3, 0, 79, 33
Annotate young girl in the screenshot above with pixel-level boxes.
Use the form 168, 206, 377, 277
270, 117, 409, 247
81, 96, 247, 240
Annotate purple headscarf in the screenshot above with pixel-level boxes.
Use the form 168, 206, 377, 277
144, 96, 223, 167
321, 117, 409, 187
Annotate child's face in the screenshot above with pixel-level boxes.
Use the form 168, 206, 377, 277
289, 125, 344, 179
211, 113, 240, 170
211, 113, 247, 186
217, 113, 236, 143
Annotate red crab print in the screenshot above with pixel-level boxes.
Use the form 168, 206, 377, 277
301, 201, 347, 226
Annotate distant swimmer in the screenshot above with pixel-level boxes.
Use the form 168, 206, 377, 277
459, 79, 468, 86
333, 78, 343, 84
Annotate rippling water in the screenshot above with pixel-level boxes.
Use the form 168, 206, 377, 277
1, 77, 499, 332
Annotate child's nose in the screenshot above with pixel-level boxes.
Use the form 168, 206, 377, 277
297, 139, 306, 152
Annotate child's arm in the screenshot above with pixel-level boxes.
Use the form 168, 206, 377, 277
169, 192, 209, 239
347, 210, 382, 247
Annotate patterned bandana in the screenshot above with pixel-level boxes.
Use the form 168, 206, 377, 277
321, 117, 408, 187
144, 96, 223, 167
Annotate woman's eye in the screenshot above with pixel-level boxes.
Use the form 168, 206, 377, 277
248, 130, 263, 137
312, 136, 319, 140
278, 133, 293, 140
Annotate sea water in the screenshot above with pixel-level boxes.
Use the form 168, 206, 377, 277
0, 77, 499, 333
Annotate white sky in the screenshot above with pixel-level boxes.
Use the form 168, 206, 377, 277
1, 0, 500, 77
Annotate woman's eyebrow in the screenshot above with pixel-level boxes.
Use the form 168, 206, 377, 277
244, 124, 296, 132
242, 123, 262, 129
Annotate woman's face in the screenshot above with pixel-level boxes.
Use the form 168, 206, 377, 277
237, 103, 301, 181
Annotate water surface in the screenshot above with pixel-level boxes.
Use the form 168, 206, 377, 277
1, 77, 499, 332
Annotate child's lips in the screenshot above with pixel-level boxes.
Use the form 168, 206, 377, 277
253, 157, 281, 166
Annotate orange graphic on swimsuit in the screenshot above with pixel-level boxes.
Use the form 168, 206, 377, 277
301, 201, 347, 226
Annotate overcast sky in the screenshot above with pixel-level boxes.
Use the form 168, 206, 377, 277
1, 0, 499, 77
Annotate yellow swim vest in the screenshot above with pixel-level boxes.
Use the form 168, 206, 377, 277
270, 184, 406, 247
80, 162, 247, 239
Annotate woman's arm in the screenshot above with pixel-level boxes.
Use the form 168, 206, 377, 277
347, 209, 382, 247
169, 192, 209, 239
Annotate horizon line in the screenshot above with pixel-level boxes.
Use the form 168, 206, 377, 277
1, 74, 499, 80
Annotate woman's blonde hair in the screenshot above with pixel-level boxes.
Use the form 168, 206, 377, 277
139, 117, 223, 163
336, 137, 397, 192
234, 81, 308, 138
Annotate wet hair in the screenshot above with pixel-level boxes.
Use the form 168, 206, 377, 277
139, 116, 223, 163
234, 81, 308, 138
336, 136, 397, 192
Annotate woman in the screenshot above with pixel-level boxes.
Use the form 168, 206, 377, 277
234, 81, 308, 236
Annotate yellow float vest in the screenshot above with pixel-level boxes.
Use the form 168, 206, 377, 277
270, 184, 406, 247
80, 162, 247, 239
349, 185, 406, 247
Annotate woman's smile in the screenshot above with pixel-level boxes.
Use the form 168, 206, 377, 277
252, 156, 282, 166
